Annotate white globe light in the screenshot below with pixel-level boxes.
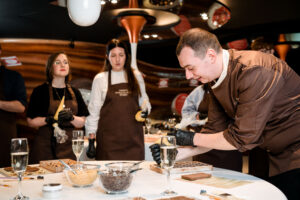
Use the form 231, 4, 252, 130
67, 0, 101, 27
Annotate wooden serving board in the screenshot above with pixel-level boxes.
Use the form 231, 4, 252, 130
156, 196, 200, 200
150, 161, 213, 174
0, 166, 51, 177
39, 159, 77, 173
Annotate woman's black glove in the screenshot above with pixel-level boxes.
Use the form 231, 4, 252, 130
141, 110, 148, 118
86, 138, 96, 159
58, 109, 74, 128
149, 144, 161, 165
168, 129, 196, 146
45, 115, 56, 126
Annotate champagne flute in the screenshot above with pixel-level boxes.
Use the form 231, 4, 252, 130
11, 138, 29, 200
168, 118, 176, 130
160, 135, 177, 195
72, 130, 84, 167
145, 118, 152, 135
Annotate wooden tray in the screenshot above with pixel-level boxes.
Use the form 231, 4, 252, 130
150, 161, 213, 174
155, 196, 200, 200
0, 166, 51, 177
39, 159, 77, 173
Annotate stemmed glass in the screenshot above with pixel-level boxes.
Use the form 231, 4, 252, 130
168, 118, 176, 130
145, 118, 152, 135
160, 135, 177, 195
10, 138, 29, 200
72, 130, 84, 167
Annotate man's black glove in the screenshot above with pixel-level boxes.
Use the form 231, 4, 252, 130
86, 138, 96, 159
58, 109, 74, 128
45, 115, 56, 126
149, 143, 161, 165
168, 129, 196, 146
141, 110, 148, 119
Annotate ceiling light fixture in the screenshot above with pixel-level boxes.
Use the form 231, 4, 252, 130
67, 0, 101, 26
143, 0, 183, 10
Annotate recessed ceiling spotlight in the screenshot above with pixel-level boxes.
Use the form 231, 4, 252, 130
200, 13, 208, 20
151, 34, 158, 38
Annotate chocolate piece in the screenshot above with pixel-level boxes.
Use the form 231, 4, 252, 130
181, 172, 211, 181
157, 196, 196, 200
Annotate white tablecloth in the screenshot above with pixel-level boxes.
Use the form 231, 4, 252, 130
0, 161, 287, 200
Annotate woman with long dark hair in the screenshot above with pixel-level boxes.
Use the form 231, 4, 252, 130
85, 39, 151, 160
27, 52, 89, 163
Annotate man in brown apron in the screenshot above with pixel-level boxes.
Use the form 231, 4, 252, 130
191, 89, 242, 171
96, 71, 144, 160
0, 45, 27, 167
175, 28, 300, 199
31, 84, 77, 163
150, 86, 242, 171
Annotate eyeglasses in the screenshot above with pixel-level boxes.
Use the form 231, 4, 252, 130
54, 60, 69, 65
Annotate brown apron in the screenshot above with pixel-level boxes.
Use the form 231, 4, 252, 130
0, 67, 17, 167
30, 84, 77, 163
192, 91, 243, 171
96, 71, 144, 160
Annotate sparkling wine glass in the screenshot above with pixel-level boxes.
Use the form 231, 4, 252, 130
160, 135, 177, 195
145, 118, 152, 135
10, 138, 29, 200
72, 130, 84, 167
168, 117, 176, 130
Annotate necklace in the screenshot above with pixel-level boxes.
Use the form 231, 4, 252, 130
53, 87, 66, 108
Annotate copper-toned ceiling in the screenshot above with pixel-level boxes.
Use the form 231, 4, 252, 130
0, 0, 300, 68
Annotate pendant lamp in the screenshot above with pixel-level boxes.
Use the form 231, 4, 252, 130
67, 0, 101, 26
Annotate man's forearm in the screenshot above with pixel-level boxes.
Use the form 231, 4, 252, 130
0, 100, 25, 113
193, 131, 237, 150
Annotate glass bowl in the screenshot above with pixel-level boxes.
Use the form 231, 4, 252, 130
64, 164, 100, 187
99, 162, 135, 194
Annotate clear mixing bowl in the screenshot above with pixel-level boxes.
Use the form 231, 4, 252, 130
99, 162, 136, 194
64, 164, 100, 187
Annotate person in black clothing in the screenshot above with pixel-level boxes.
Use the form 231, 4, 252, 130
27, 52, 89, 163
0, 44, 27, 167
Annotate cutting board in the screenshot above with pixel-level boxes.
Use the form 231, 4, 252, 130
39, 159, 77, 173
150, 161, 213, 174
0, 166, 51, 177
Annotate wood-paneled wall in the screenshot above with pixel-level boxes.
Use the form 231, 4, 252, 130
0, 38, 195, 120
0, 39, 105, 100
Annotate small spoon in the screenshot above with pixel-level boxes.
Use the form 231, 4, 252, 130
132, 160, 144, 167
58, 159, 77, 175
129, 168, 142, 174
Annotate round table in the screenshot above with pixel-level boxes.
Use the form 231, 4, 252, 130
0, 161, 287, 200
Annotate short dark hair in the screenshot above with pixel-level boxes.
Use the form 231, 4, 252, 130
251, 37, 274, 51
45, 52, 70, 83
176, 28, 222, 58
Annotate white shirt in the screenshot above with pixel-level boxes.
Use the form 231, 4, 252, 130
85, 69, 151, 135
212, 49, 229, 89
177, 85, 207, 129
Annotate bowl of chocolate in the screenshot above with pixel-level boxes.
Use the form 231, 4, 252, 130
99, 162, 135, 194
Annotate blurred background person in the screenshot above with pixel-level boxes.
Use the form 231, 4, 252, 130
85, 39, 151, 160
251, 36, 275, 54
0, 44, 27, 167
27, 52, 89, 163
